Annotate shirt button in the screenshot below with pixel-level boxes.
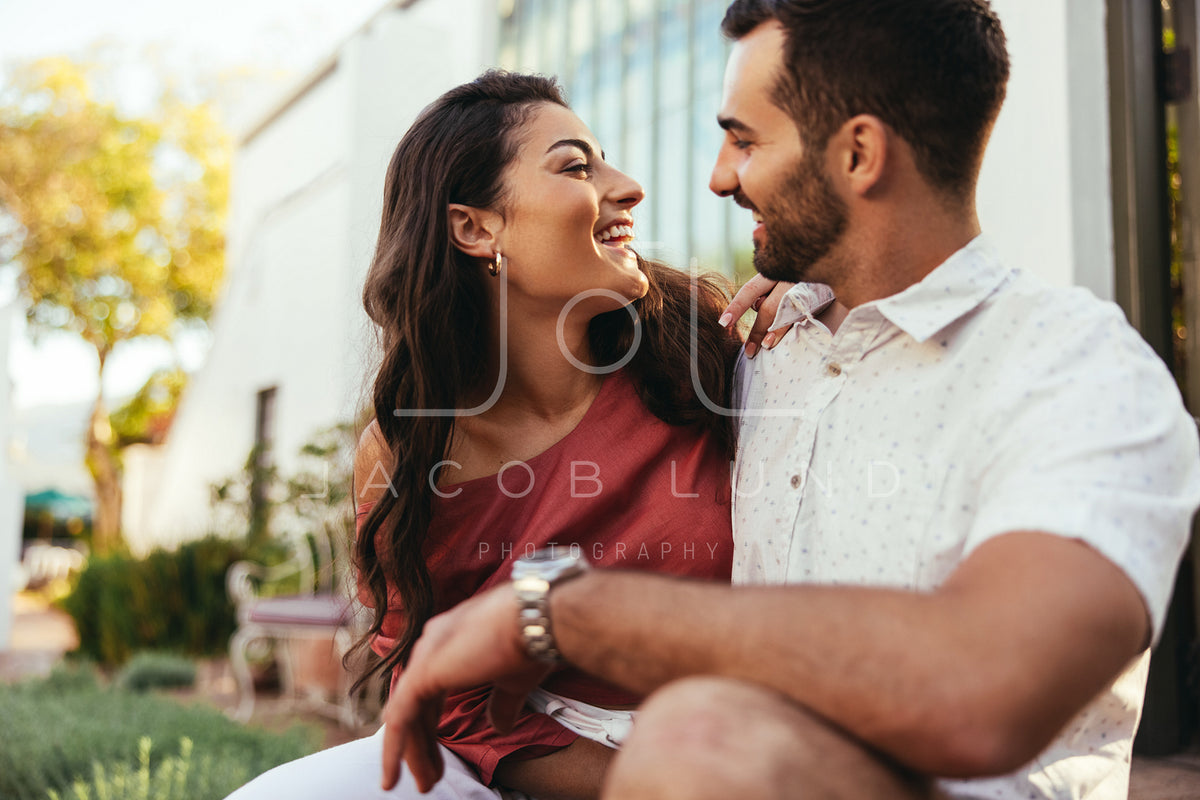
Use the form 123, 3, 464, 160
790, 474, 802, 489
827, 362, 842, 377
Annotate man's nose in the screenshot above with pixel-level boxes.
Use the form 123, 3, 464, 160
709, 153, 737, 197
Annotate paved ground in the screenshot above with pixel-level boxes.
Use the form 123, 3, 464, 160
3, 593, 1200, 797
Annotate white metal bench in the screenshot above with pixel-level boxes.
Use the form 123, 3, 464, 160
225, 521, 373, 728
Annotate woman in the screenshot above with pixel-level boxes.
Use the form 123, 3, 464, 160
228, 70, 742, 800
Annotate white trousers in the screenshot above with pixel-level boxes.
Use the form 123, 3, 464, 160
225, 692, 634, 800
224, 726, 516, 800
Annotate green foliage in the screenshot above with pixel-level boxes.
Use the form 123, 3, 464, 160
0, 57, 230, 549
42, 659, 103, 693
281, 421, 356, 545
0, 667, 317, 800
0, 57, 228, 347
114, 652, 197, 693
110, 368, 188, 447
58, 536, 245, 667
210, 444, 279, 552
47, 737, 196, 800
46, 736, 264, 800
211, 422, 356, 558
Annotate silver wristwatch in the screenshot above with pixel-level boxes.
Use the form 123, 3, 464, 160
512, 548, 589, 664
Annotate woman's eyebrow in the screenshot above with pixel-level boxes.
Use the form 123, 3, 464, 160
546, 138, 605, 161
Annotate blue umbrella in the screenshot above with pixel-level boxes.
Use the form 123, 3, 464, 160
24, 489, 93, 520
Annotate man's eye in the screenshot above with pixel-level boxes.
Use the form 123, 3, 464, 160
733, 139, 752, 151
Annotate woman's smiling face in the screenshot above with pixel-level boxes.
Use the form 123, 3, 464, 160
494, 102, 649, 318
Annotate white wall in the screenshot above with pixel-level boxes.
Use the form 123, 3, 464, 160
121, 444, 165, 544
979, 0, 1114, 297
128, 61, 352, 550
342, 0, 499, 396
128, 0, 495, 550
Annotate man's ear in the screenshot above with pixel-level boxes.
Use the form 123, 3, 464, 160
832, 114, 888, 197
448, 204, 503, 259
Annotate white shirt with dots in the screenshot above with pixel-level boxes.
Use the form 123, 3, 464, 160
732, 235, 1200, 799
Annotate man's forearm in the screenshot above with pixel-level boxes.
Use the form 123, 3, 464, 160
550, 533, 1148, 778
551, 570, 962, 766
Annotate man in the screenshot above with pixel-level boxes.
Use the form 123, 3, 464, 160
380, 1, 1200, 797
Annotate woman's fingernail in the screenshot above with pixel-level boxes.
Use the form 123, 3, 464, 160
718, 312, 733, 328
745, 342, 758, 359
763, 332, 776, 349
752, 297, 764, 311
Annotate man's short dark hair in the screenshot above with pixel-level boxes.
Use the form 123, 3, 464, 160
722, 0, 1010, 200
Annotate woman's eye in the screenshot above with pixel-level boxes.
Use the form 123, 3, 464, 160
565, 162, 594, 176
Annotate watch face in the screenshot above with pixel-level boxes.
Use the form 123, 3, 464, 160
513, 548, 589, 582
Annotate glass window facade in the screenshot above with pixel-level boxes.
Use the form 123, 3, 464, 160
499, 0, 754, 278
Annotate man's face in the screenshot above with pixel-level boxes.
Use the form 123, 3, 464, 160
709, 21, 847, 284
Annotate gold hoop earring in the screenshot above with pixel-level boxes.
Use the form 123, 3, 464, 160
488, 249, 503, 277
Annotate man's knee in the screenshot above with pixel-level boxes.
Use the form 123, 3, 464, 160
602, 676, 804, 800
623, 675, 753, 752
602, 676, 935, 800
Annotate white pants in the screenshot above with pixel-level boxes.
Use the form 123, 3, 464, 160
225, 692, 634, 800
224, 726, 516, 800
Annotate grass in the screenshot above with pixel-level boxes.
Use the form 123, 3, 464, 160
0, 661, 321, 800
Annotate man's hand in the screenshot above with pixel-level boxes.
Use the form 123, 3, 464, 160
380, 585, 551, 792
720, 275, 796, 358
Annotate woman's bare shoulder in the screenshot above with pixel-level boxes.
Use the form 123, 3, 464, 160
354, 419, 395, 507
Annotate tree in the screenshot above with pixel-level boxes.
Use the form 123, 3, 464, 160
0, 58, 229, 552
110, 367, 188, 448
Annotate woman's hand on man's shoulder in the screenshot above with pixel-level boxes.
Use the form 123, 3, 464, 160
719, 275, 797, 359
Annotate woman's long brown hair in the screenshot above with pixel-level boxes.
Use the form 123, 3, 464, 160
350, 71, 740, 694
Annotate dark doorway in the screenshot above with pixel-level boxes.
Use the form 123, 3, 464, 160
1110, 0, 1200, 754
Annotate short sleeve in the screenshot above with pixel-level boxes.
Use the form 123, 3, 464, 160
964, 298, 1200, 644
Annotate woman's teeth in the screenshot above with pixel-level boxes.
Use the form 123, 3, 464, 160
596, 224, 634, 243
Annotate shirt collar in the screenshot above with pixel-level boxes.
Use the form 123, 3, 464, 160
764, 236, 1012, 340
769, 283, 838, 332
871, 235, 1013, 343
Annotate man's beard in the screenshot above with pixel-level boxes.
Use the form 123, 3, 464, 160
752, 150, 848, 284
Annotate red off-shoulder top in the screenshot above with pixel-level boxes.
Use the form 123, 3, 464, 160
356, 369, 733, 784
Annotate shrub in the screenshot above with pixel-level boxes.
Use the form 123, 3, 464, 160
0, 666, 318, 800
40, 658, 102, 693
58, 536, 245, 667
47, 736, 260, 800
114, 653, 197, 693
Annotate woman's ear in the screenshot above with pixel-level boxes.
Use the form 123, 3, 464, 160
448, 204, 503, 259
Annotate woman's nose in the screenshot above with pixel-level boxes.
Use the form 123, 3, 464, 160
609, 167, 645, 207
